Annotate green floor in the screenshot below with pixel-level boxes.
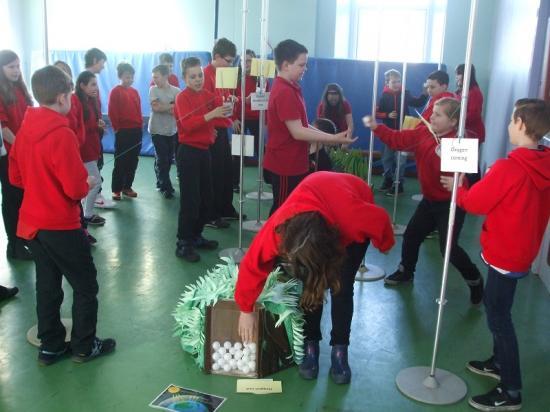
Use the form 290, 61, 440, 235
1, 155, 549, 412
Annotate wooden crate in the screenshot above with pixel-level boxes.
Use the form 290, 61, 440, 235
204, 300, 294, 378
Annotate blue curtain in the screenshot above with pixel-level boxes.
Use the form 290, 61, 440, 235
50, 50, 442, 164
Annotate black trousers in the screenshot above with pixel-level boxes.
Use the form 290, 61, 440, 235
152, 133, 176, 193
304, 241, 369, 345
401, 198, 482, 282
210, 128, 236, 217
111, 128, 142, 193
28, 229, 98, 354
177, 144, 215, 242
266, 171, 308, 216
0, 155, 24, 252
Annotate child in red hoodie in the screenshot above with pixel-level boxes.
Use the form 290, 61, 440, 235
364, 97, 483, 304
235, 171, 395, 384
108, 62, 143, 200
420, 70, 456, 122
9, 65, 115, 365
441, 99, 550, 411
173, 57, 233, 262
376, 69, 428, 193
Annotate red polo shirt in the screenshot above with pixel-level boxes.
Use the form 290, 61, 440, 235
264, 76, 309, 176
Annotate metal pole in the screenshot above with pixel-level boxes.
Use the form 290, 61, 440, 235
391, 62, 407, 235
367, 60, 379, 188
395, 0, 477, 404
218, 0, 249, 262
43, 0, 49, 65
243, 0, 271, 233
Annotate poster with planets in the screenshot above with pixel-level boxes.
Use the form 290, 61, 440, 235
149, 384, 226, 412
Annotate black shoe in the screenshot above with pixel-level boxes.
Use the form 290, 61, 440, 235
385, 182, 404, 196
193, 236, 218, 250
204, 218, 230, 229
222, 212, 247, 221
0, 286, 19, 301
38, 343, 71, 366
72, 337, 116, 363
384, 266, 413, 285
469, 385, 521, 411
467, 357, 501, 381
175, 244, 200, 262
162, 190, 175, 199
379, 178, 393, 192
84, 215, 106, 226
84, 230, 97, 246
298, 340, 319, 380
469, 278, 484, 305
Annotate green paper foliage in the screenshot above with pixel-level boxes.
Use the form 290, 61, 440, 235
173, 258, 305, 369
329, 148, 369, 180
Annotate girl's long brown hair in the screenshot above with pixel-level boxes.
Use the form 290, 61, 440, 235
276, 212, 346, 312
0, 50, 33, 106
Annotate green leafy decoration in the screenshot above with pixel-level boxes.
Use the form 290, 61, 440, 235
173, 258, 305, 369
329, 147, 369, 180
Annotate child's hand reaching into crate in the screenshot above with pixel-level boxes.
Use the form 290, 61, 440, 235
238, 311, 257, 344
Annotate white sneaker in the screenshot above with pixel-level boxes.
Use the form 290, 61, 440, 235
94, 193, 116, 209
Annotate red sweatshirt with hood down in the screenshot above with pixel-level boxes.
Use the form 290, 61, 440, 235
235, 171, 395, 312
457, 146, 550, 272
8, 107, 89, 239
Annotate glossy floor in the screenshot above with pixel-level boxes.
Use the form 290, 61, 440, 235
1, 155, 548, 412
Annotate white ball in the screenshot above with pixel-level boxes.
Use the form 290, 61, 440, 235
248, 361, 256, 370
212, 352, 220, 361
223, 353, 232, 361
229, 347, 236, 355
223, 341, 232, 350
217, 348, 226, 355
237, 359, 245, 369
212, 362, 220, 371
242, 348, 251, 357
212, 341, 221, 350
242, 366, 250, 374
247, 342, 256, 353
234, 349, 243, 359
217, 358, 226, 366
229, 359, 238, 369
223, 363, 232, 372
234, 342, 243, 350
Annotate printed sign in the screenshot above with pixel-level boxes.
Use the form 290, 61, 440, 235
440, 138, 479, 173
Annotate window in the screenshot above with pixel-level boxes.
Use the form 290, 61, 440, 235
335, 0, 447, 63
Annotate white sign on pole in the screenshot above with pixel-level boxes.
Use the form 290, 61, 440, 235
440, 138, 479, 173
251, 92, 270, 111
231, 134, 255, 157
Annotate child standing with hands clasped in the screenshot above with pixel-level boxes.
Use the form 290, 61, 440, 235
364, 97, 483, 304
9, 65, 115, 365
173, 57, 233, 262
108, 62, 143, 200
441, 99, 550, 412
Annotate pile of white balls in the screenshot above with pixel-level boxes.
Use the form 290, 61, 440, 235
211, 341, 257, 374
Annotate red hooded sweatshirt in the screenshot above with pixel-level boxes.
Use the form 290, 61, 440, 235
421, 91, 456, 122
457, 146, 550, 272
0, 86, 32, 152
8, 107, 89, 239
374, 124, 458, 201
235, 171, 395, 312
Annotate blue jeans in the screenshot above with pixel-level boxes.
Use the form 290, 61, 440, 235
484, 266, 524, 391
381, 142, 406, 183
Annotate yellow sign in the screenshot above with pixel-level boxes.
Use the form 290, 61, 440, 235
402, 115, 421, 130
215, 67, 239, 89
250, 58, 276, 78
236, 379, 282, 395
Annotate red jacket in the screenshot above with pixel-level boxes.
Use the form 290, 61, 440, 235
8, 107, 89, 239
456, 85, 485, 142
79, 97, 101, 163
421, 91, 456, 122
457, 146, 550, 272
108, 85, 143, 131
0, 86, 32, 152
174, 87, 226, 149
66, 94, 85, 147
235, 172, 395, 312
203, 64, 233, 128
375, 124, 458, 201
